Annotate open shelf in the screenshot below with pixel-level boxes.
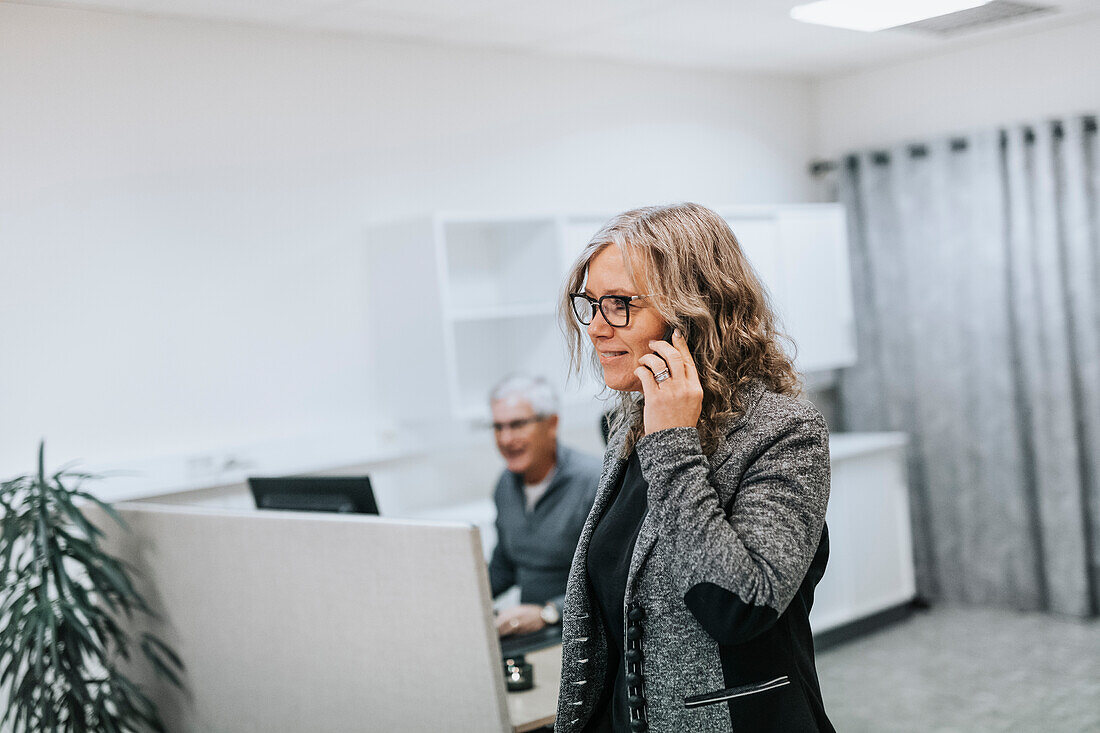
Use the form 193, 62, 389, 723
441, 218, 561, 312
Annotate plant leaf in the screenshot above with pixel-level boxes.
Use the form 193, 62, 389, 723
140, 635, 185, 689
72, 489, 127, 532
60, 604, 106, 661
141, 632, 185, 674
2, 444, 184, 733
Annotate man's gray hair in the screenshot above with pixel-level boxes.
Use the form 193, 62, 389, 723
489, 374, 559, 416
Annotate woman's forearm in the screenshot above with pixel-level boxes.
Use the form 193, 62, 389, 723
635, 413, 830, 643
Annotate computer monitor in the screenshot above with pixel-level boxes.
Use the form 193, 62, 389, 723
248, 475, 379, 515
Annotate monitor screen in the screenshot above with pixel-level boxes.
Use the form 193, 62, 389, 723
248, 476, 379, 515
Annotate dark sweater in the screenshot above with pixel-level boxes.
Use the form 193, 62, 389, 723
585, 451, 649, 733
489, 444, 602, 610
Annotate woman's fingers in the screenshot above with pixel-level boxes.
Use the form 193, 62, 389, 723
637, 352, 670, 378
638, 327, 704, 435
634, 365, 658, 399
673, 328, 699, 381
649, 339, 686, 378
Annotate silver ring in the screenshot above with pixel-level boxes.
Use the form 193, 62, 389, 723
654, 368, 671, 383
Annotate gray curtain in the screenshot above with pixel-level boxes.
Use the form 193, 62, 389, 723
835, 115, 1100, 617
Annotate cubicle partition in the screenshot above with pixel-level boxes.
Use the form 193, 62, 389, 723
92, 504, 514, 732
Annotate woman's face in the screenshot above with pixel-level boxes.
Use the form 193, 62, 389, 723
584, 244, 669, 393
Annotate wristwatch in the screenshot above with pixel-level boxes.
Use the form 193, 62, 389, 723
539, 602, 561, 625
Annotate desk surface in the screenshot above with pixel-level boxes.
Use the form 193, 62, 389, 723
507, 644, 562, 732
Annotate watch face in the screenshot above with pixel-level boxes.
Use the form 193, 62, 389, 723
540, 604, 560, 625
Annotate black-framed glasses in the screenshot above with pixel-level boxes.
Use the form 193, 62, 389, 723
492, 416, 545, 433
569, 293, 654, 327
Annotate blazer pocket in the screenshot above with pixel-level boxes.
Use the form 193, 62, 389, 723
683, 676, 791, 709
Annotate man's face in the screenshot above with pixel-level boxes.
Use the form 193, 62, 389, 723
491, 398, 557, 479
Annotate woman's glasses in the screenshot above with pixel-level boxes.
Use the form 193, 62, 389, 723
569, 293, 653, 327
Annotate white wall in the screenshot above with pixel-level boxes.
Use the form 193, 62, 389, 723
0, 4, 814, 484
813, 16, 1100, 156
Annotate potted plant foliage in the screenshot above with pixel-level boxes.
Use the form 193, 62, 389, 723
0, 443, 184, 732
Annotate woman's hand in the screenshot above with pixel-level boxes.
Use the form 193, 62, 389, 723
634, 329, 704, 435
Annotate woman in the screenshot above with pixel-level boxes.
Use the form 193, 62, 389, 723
555, 203, 834, 732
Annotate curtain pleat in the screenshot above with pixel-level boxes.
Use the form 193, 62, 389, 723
1004, 124, 1091, 616
959, 132, 1036, 608
1057, 120, 1100, 612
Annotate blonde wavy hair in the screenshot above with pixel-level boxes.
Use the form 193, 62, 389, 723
561, 202, 801, 455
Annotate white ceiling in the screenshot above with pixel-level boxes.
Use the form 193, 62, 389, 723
16, 0, 1100, 76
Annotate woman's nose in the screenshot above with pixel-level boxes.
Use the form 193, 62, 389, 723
587, 310, 613, 338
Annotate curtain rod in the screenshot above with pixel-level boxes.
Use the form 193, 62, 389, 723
809, 115, 1098, 177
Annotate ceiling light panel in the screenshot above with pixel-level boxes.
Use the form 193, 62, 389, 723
790, 0, 994, 31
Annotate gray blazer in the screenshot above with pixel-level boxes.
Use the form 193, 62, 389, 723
555, 380, 834, 732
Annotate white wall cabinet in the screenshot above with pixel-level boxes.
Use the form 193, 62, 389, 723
367, 205, 855, 422
725, 205, 856, 374
810, 433, 917, 633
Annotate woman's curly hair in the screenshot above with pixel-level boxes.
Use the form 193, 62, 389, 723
560, 202, 801, 456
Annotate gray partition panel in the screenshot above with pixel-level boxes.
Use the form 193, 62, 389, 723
93, 503, 511, 732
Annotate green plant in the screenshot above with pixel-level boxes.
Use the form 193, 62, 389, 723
0, 442, 183, 732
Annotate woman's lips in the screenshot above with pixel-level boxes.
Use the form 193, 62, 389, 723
598, 351, 629, 364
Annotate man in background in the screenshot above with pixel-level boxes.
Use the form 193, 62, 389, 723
488, 375, 601, 637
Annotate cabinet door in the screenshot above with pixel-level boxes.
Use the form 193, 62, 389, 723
776, 207, 856, 373
811, 445, 916, 633
367, 218, 450, 421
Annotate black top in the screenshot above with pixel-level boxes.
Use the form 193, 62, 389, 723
585, 451, 649, 733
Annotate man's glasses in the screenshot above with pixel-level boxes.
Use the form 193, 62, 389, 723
569, 293, 653, 328
492, 416, 545, 433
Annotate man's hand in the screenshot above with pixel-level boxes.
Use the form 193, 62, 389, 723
496, 604, 546, 637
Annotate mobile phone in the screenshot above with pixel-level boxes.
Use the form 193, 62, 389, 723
663, 324, 691, 345
655, 325, 680, 369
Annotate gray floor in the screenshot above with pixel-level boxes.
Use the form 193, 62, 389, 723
816, 606, 1100, 732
